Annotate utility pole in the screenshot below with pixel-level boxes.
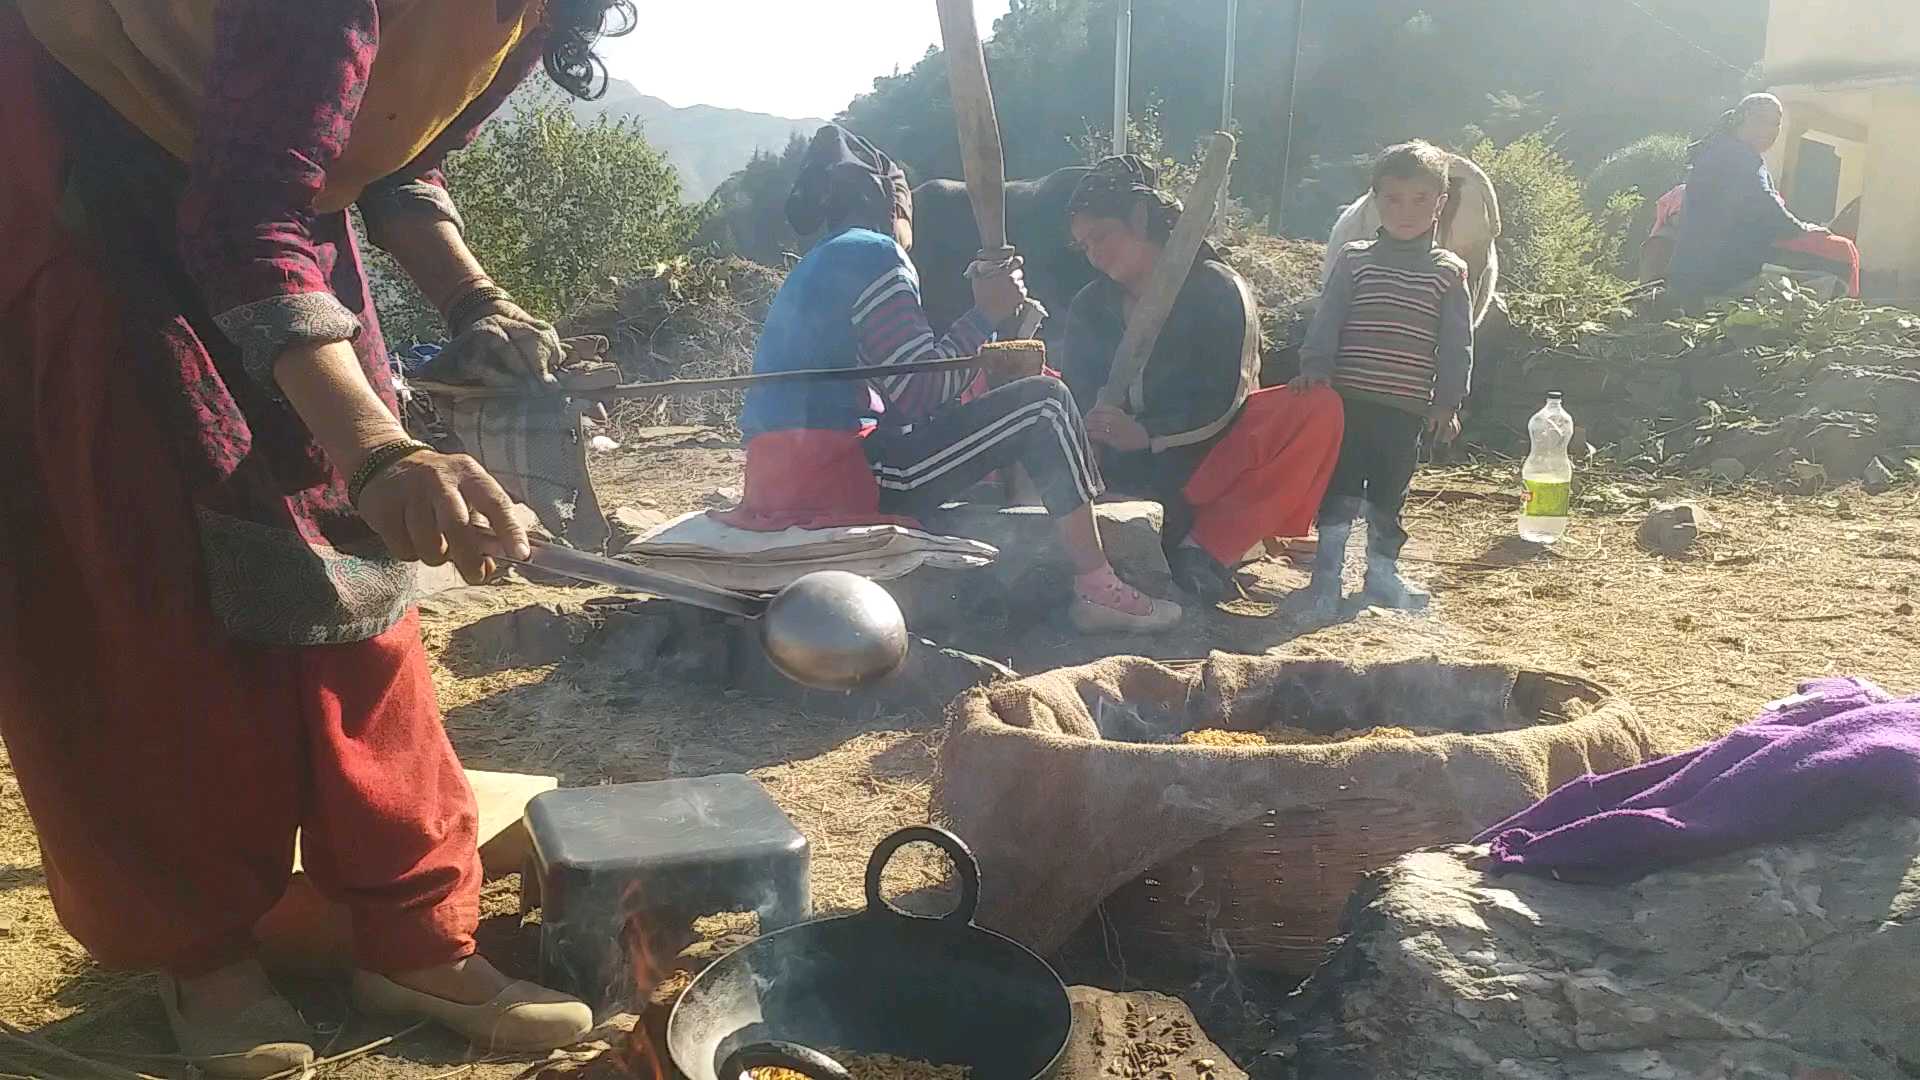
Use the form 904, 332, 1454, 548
1275, 0, 1305, 230
1113, 0, 1132, 155
1221, 0, 1238, 132
1219, 0, 1239, 219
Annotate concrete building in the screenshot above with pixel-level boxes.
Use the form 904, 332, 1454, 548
1765, 1, 1920, 300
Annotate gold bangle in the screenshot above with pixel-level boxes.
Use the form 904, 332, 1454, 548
347, 439, 433, 506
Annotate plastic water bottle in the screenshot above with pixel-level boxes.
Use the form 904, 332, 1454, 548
1520, 393, 1574, 544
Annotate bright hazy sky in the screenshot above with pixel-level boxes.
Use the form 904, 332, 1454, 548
601, 0, 1015, 120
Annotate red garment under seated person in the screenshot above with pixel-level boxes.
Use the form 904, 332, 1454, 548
1651, 184, 1861, 297
1181, 384, 1345, 566
715, 426, 920, 532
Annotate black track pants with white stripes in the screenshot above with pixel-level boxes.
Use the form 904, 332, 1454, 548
865, 375, 1104, 520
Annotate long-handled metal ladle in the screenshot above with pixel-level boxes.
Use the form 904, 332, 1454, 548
491, 537, 909, 692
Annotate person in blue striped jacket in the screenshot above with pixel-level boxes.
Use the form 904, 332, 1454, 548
725, 125, 1180, 634
1294, 140, 1475, 615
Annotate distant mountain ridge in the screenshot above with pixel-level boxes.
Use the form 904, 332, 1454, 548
573, 78, 824, 200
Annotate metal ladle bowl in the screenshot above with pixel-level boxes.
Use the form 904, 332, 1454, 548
758, 570, 910, 692
503, 540, 909, 691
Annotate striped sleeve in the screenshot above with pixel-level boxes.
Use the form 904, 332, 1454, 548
850, 258, 994, 420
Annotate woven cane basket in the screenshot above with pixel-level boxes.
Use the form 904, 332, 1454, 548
1091, 669, 1615, 982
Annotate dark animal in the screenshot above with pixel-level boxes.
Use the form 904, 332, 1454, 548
911, 165, 1096, 342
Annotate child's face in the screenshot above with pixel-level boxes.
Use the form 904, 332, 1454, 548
1375, 175, 1448, 242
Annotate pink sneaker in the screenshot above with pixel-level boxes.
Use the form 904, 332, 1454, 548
1070, 575, 1183, 633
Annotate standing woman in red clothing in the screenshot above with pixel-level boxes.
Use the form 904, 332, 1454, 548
1060, 158, 1346, 604
0, 2, 643, 1073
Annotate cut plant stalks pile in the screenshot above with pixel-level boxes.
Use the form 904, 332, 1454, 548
1471, 279, 1920, 488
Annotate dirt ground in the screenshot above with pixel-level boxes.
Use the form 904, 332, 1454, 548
6, 440, 1920, 1078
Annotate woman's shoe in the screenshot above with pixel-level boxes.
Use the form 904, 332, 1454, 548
1069, 576, 1183, 633
1168, 543, 1237, 604
350, 971, 593, 1053
156, 973, 314, 1080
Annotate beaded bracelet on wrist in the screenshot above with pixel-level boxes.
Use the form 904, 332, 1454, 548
348, 438, 434, 506
444, 283, 516, 334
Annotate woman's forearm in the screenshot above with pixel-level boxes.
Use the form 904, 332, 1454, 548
377, 213, 493, 318
274, 339, 411, 477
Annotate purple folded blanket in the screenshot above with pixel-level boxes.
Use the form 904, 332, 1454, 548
1476, 676, 1920, 882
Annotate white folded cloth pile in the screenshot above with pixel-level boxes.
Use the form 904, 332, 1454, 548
617, 511, 997, 593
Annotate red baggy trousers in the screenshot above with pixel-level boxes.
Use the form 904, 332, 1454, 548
1182, 385, 1346, 566
0, 11, 479, 978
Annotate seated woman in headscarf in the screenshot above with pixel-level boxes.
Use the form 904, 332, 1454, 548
1059, 157, 1345, 603
1668, 93, 1861, 304
725, 126, 1180, 633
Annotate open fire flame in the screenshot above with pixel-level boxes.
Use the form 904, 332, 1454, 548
614, 884, 674, 1080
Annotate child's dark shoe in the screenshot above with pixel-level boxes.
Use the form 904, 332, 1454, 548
1362, 556, 1429, 611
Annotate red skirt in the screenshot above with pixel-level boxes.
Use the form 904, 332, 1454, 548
0, 11, 479, 976
1181, 385, 1346, 565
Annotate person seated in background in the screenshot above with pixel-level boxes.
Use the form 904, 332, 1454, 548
1667, 94, 1861, 304
1639, 182, 1690, 284
1059, 156, 1345, 604
1644, 180, 1863, 293
1293, 141, 1473, 615
725, 126, 1180, 634
1829, 195, 1862, 242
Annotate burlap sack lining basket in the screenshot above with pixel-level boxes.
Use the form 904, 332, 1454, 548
932, 653, 1714, 981
1098, 664, 1616, 978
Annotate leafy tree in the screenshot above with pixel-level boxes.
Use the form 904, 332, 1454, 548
815, 0, 1767, 243
368, 84, 698, 344
1471, 133, 1626, 297
694, 133, 813, 266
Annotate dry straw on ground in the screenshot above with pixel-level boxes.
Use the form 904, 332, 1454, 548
5, 455, 1920, 1078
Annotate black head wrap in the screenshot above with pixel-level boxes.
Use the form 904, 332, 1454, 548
1066, 155, 1184, 242
1066, 154, 1220, 264
785, 125, 913, 236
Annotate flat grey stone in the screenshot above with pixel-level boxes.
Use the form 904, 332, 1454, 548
1289, 815, 1920, 1079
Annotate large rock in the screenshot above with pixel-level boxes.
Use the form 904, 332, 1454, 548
1864, 457, 1899, 495
919, 500, 1175, 628
1802, 413, 1884, 480
1289, 815, 1920, 1079
1636, 501, 1716, 557
1807, 366, 1920, 434
883, 499, 1175, 650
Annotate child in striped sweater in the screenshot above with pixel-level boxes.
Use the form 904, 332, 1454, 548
1292, 141, 1475, 614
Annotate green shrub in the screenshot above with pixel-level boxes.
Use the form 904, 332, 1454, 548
1587, 133, 1691, 276
697, 133, 812, 266
1587, 133, 1691, 209
1471, 133, 1626, 298
367, 84, 698, 344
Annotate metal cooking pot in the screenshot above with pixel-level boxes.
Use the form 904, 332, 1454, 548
666, 827, 1071, 1080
